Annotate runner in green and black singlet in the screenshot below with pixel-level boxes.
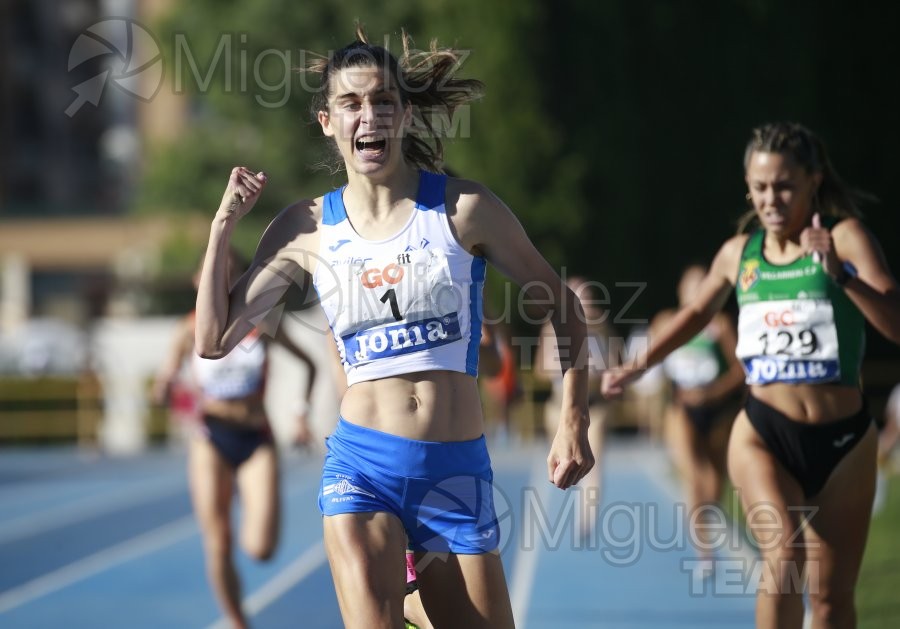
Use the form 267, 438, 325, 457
735, 219, 865, 388
603, 122, 900, 628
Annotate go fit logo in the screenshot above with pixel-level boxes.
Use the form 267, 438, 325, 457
360, 264, 404, 289
359, 253, 412, 288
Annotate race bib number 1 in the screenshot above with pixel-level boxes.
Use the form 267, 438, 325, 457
736, 299, 840, 384
336, 248, 464, 366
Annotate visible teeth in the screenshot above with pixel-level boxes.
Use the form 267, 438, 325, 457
356, 137, 385, 151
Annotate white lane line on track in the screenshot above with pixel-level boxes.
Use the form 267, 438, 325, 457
0, 515, 197, 614
509, 455, 550, 629
0, 478, 185, 545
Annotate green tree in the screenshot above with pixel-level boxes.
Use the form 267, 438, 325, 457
136, 1, 584, 283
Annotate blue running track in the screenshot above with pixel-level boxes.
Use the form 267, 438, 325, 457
0, 438, 756, 628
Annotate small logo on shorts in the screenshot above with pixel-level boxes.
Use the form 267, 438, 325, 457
414, 475, 513, 554
323, 478, 376, 498
832, 433, 854, 448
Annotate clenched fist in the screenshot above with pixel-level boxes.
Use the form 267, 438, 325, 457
217, 167, 268, 221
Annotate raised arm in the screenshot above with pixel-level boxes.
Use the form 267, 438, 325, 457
806, 216, 900, 344
446, 179, 593, 489
195, 167, 318, 358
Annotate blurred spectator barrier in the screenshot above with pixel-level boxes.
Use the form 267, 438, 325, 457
0, 373, 102, 444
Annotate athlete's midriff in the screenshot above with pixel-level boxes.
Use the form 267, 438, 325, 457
749, 382, 863, 424
340, 370, 484, 441
200, 392, 267, 428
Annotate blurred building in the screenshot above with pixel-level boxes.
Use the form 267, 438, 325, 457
2, 0, 114, 219
0, 0, 191, 333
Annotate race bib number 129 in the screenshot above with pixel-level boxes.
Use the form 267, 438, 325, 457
736, 299, 840, 384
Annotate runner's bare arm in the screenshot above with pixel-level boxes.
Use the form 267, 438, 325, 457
195, 188, 320, 358
447, 179, 593, 489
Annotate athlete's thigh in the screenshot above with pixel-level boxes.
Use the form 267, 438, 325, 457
415, 550, 514, 629
727, 412, 806, 563
236, 443, 280, 555
188, 438, 234, 533
323, 511, 408, 627
804, 423, 877, 597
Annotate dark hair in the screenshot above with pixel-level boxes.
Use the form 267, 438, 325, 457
304, 25, 484, 173
737, 122, 873, 233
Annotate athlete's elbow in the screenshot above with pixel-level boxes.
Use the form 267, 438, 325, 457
196, 349, 226, 360
195, 347, 225, 360
194, 336, 226, 359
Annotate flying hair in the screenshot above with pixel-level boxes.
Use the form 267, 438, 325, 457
301, 24, 484, 173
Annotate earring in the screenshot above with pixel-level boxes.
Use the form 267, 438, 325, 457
745, 193, 752, 201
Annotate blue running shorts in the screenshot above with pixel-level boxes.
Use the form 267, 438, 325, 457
319, 418, 500, 554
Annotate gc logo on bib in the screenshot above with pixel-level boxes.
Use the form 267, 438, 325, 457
736, 299, 841, 385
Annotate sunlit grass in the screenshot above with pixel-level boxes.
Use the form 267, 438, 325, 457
719, 471, 900, 627
857, 471, 900, 627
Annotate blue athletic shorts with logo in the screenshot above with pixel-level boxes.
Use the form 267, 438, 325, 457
318, 418, 500, 554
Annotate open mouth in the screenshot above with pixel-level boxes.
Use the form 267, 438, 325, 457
355, 136, 387, 155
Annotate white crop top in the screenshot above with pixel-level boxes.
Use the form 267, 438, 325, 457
193, 330, 266, 399
312, 172, 485, 386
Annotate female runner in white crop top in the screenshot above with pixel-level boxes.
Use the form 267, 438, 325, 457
153, 250, 316, 629
194, 26, 594, 629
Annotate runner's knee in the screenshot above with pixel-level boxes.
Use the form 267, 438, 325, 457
241, 533, 276, 561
